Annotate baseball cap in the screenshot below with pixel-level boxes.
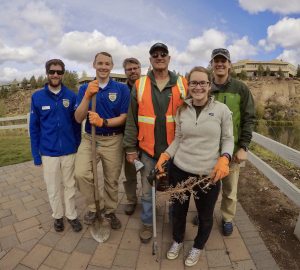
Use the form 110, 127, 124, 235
211, 48, 230, 60
149, 42, 169, 55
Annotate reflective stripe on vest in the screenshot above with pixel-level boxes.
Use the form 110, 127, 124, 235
137, 76, 147, 102
166, 115, 176, 122
138, 116, 155, 124
177, 76, 186, 100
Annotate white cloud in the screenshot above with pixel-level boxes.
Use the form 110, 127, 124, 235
238, 0, 300, 14
258, 39, 266, 47
264, 43, 276, 52
221, 19, 227, 24
0, 43, 45, 65
57, 30, 154, 70
228, 36, 258, 61
267, 17, 300, 49
277, 50, 300, 66
0, 67, 45, 84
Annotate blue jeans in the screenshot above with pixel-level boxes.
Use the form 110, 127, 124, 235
140, 152, 157, 226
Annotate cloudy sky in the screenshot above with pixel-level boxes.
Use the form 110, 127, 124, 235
1, 0, 300, 84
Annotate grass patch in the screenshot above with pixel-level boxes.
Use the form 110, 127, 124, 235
0, 135, 33, 167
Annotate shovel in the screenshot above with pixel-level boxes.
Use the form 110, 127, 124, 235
89, 94, 111, 242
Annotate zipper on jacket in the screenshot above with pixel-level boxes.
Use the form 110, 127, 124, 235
56, 102, 62, 154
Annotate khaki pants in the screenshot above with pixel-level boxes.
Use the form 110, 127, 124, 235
75, 133, 123, 213
123, 155, 138, 204
221, 162, 240, 222
42, 154, 77, 220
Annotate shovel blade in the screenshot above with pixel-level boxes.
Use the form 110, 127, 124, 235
90, 215, 111, 243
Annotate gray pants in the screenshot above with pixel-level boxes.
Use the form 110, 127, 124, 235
123, 156, 138, 204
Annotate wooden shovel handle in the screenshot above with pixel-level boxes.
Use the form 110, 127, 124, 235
91, 94, 100, 212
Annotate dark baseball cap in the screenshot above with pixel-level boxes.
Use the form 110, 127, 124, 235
211, 48, 230, 60
149, 42, 169, 55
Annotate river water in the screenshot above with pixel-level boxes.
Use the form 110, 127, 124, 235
254, 124, 300, 151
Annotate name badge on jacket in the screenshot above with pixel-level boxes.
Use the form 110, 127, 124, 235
42, 106, 50, 110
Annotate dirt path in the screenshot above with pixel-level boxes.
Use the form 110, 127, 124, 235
238, 162, 300, 270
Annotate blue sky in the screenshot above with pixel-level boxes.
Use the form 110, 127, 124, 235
1, 0, 300, 84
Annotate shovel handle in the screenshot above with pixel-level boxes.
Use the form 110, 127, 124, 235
91, 94, 100, 211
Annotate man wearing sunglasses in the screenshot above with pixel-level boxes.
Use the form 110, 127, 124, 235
123, 42, 188, 243
193, 48, 256, 236
122, 58, 142, 216
30, 59, 82, 233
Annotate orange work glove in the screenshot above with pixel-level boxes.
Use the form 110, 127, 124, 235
88, 111, 103, 127
85, 80, 99, 99
155, 153, 170, 178
212, 156, 229, 183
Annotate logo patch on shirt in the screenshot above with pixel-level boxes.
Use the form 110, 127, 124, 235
209, 113, 214, 116
108, 93, 117, 102
63, 99, 70, 108
42, 106, 50, 110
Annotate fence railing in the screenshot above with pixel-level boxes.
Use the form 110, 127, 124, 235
0, 113, 30, 135
249, 132, 300, 241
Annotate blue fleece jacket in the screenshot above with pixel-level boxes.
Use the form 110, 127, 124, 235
30, 83, 81, 165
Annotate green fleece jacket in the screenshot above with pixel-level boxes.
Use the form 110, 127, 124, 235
210, 76, 256, 154
123, 71, 180, 160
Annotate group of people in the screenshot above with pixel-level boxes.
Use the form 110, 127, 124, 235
29, 42, 255, 267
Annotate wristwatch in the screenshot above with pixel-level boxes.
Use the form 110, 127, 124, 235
102, 119, 108, 127
241, 146, 248, 152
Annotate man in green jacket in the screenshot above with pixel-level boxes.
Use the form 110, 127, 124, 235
194, 48, 256, 236
123, 42, 188, 243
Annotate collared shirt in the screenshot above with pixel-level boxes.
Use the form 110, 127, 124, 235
75, 78, 130, 134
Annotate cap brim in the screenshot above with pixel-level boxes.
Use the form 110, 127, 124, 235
211, 53, 230, 61
149, 47, 169, 55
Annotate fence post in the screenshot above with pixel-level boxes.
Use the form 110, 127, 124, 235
294, 213, 300, 241
27, 113, 30, 137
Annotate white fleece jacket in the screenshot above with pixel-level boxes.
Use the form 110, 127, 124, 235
165, 96, 234, 175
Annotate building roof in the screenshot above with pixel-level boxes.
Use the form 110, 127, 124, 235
78, 73, 127, 83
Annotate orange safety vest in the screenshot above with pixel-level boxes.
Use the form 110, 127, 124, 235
136, 75, 188, 156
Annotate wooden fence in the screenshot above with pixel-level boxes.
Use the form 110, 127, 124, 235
0, 113, 30, 135
1, 115, 300, 240
249, 132, 300, 241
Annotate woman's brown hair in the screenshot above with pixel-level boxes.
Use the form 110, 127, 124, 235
177, 66, 212, 115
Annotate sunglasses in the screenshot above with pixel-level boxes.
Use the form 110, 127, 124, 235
48, 70, 64, 75
151, 52, 168, 58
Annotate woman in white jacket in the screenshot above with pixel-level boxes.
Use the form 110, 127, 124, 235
155, 66, 234, 267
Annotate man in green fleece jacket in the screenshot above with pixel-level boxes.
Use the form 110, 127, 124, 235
123, 42, 188, 243
194, 48, 256, 236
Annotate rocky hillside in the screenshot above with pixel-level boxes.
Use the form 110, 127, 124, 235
246, 77, 300, 109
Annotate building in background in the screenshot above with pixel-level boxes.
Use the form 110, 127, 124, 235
78, 73, 127, 86
232, 59, 297, 78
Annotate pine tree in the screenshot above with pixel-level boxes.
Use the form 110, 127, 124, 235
184, 72, 189, 80
82, 70, 87, 78
37, 75, 44, 88
30, 75, 37, 90
277, 67, 285, 79
296, 64, 300, 78
147, 66, 152, 75
207, 64, 214, 79
257, 63, 264, 77
265, 66, 271, 76
239, 69, 248, 80
21, 77, 28, 90
0, 86, 8, 99
43, 76, 48, 85
11, 83, 18, 93
62, 70, 79, 93
229, 65, 237, 78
